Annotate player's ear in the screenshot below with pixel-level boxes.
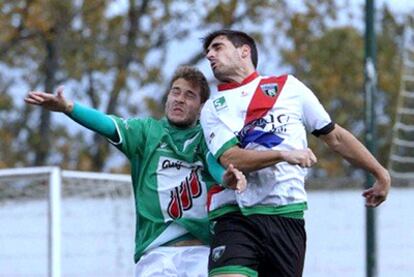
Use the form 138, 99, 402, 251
240, 44, 250, 59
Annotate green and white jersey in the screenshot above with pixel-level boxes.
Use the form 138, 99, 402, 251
200, 72, 334, 219
109, 116, 215, 262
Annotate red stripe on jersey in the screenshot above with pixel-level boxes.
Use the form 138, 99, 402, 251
207, 184, 224, 212
244, 75, 287, 124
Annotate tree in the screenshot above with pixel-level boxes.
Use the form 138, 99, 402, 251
0, 0, 409, 176
0, 0, 291, 171
279, 1, 405, 177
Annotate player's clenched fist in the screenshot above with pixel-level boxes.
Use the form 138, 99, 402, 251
281, 148, 317, 168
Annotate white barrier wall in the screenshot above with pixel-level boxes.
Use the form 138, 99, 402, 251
304, 187, 414, 277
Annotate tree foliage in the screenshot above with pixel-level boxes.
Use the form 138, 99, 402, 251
0, 0, 411, 176
279, 1, 406, 177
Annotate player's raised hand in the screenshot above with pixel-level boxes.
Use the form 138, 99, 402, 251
223, 164, 247, 193
25, 86, 73, 113
282, 148, 317, 168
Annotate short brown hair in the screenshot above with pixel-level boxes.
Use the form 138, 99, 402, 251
170, 66, 210, 103
202, 29, 258, 68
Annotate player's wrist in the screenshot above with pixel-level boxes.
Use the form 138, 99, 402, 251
64, 100, 74, 113
374, 167, 391, 185
278, 150, 288, 162
221, 175, 230, 189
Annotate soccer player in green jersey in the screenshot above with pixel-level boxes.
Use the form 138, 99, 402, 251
25, 65, 316, 276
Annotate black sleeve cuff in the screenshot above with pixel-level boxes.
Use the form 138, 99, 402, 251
312, 122, 335, 137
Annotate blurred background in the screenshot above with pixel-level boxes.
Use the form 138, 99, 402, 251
0, 0, 413, 276
0, 0, 412, 178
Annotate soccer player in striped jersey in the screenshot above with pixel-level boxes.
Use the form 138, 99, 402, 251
200, 30, 391, 277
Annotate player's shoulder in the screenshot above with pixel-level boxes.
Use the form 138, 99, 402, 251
259, 73, 307, 97
261, 73, 299, 83
114, 115, 161, 129
123, 116, 154, 123
200, 99, 213, 123
261, 72, 290, 79
201, 95, 217, 114
269, 74, 310, 93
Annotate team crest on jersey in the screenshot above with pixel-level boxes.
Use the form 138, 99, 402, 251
260, 83, 278, 97
211, 246, 226, 262
167, 169, 202, 219
213, 96, 228, 111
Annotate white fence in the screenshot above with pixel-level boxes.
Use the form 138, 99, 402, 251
0, 167, 412, 276
0, 167, 133, 277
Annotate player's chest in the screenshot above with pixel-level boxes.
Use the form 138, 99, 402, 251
214, 89, 303, 134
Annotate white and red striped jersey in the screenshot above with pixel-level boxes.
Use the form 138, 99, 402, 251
201, 72, 333, 218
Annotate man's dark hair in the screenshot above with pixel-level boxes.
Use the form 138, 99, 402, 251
170, 66, 210, 104
202, 29, 258, 68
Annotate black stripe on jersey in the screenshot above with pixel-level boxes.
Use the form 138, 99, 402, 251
312, 122, 335, 137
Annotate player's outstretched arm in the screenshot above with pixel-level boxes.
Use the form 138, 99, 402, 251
25, 86, 118, 141
25, 86, 73, 113
319, 124, 391, 207
219, 147, 317, 173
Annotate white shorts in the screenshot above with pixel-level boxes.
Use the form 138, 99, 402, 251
135, 246, 209, 277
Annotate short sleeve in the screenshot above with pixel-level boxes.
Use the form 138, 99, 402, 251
109, 115, 148, 159
291, 76, 334, 136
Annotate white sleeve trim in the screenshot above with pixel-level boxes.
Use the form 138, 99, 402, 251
107, 116, 123, 146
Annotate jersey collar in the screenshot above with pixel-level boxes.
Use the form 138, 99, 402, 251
217, 71, 259, 91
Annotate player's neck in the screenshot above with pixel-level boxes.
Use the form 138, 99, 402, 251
220, 68, 256, 84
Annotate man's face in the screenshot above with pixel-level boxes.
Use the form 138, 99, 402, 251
165, 78, 202, 128
205, 35, 243, 81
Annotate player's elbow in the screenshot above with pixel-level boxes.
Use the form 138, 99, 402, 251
219, 151, 234, 169
219, 147, 244, 170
